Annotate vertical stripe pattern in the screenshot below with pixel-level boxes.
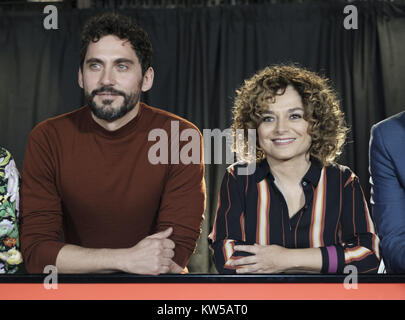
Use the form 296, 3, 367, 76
209, 160, 381, 274
223, 240, 236, 267
256, 180, 270, 245
310, 167, 326, 247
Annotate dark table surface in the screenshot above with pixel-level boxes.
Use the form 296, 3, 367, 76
1, 273, 404, 283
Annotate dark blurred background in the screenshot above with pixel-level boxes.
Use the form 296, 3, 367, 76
1, 0, 404, 273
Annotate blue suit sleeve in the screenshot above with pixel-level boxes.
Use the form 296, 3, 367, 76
369, 125, 405, 273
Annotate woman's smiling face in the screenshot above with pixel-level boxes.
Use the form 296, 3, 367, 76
257, 85, 312, 164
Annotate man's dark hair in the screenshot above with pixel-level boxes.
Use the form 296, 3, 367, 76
80, 13, 153, 74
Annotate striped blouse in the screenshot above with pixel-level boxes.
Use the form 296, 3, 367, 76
208, 159, 381, 274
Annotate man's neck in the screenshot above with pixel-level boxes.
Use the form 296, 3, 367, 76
91, 102, 140, 132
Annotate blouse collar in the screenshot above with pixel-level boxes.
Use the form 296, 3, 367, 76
255, 157, 323, 187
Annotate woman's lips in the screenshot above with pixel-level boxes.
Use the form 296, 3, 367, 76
272, 138, 296, 146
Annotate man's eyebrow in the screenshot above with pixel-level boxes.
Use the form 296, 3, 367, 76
85, 58, 103, 65
84, 58, 135, 65
114, 58, 135, 64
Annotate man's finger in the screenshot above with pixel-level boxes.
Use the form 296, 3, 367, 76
162, 238, 175, 249
161, 257, 172, 267
163, 248, 175, 259
169, 261, 184, 274
159, 265, 170, 274
147, 227, 173, 239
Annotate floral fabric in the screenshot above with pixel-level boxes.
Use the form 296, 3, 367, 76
0, 147, 22, 273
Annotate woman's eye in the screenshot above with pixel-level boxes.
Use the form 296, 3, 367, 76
290, 113, 303, 120
262, 116, 275, 122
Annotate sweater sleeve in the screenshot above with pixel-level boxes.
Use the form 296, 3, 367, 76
20, 124, 66, 274
208, 167, 252, 274
320, 171, 381, 274
154, 123, 206, 268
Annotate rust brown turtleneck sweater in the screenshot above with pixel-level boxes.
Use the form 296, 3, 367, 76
20, 103, 206, 273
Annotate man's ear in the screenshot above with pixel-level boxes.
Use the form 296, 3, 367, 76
78, 68, 84, 89
141, 67, 154, 92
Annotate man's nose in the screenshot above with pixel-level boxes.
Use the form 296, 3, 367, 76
99, 67, 116, 86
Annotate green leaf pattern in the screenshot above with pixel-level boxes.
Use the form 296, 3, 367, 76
0, 147, 22, 273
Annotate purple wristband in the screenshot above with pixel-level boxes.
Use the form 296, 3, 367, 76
326, 246, 338, 273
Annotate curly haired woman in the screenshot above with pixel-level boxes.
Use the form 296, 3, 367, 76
209, 65, 380, 274
0, 147, 23, 273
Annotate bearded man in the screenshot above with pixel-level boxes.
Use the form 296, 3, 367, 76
20, 13, 205, 275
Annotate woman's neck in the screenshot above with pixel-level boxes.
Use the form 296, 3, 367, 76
266, 155, 311, 186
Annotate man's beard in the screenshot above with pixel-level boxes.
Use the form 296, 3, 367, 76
85, 85, 141, 122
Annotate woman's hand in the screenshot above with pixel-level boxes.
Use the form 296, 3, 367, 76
230, 244, 290, 273
230, 244, 322, 274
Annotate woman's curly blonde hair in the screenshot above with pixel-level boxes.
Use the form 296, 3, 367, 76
232, 64, 349, 165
